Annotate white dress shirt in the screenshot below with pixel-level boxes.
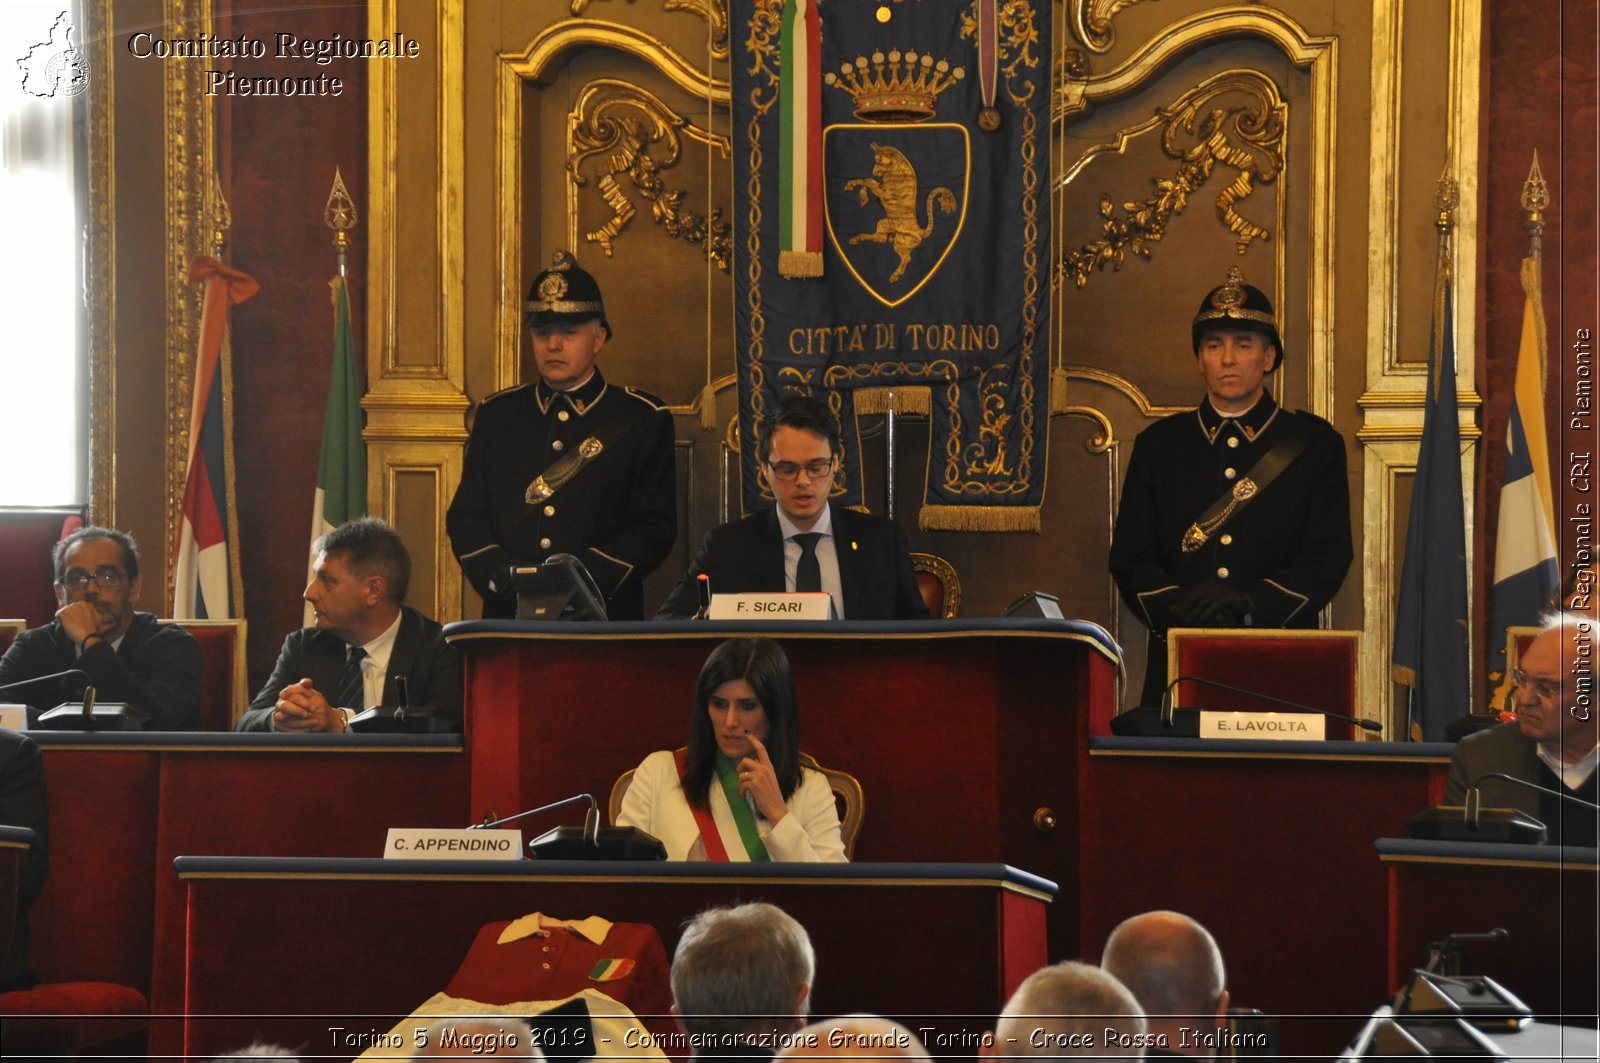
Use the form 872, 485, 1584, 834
776, 504, 844, 618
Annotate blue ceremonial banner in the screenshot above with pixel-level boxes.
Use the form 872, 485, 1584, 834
733, 0, 1051, 531
1392, 271, 1471, 740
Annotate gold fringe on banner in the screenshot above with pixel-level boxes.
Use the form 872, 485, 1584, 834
1049, 365, 1070, 415
853, 386, 931, 416
698, 382, 718, 432
919, 504, 1042, 532
777, 250, 824, 278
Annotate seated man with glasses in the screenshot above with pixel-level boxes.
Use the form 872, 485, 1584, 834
1445, 611, 1598, 846
0, 526, 201, 729
656, 394, 929, 621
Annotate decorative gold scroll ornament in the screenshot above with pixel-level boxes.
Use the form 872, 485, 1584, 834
1069, 0, 1159, 55
1061, 70, 1284, 288
568, 80, 733, 272
569, 0, 730, 59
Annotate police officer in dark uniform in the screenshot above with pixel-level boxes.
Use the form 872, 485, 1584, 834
447, 251, 677, 620
1109, 267, 1353, 707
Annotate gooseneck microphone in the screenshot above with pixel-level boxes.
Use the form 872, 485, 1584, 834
1470, 772, 1600, 812
1161, 673, 1384, 732
470, 793, 599, 831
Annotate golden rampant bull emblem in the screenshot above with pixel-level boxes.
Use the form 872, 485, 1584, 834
844, 143, 957, 283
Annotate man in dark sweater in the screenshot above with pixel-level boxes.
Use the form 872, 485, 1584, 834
1446, 612, 1598, 846
0, 527, 200, 729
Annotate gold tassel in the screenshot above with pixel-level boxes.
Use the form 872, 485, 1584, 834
698, 382, 718, 432
778, 251, 824, 278
1050, 365, 1070, 415
918, 504, 1042, 533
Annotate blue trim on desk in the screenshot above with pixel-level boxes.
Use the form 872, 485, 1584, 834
29, 731, 463, 750
1090, 736, 1455, 758
443, 617, 1122, 664
172, 856, 1058, 894
1375, 837, 1600, 865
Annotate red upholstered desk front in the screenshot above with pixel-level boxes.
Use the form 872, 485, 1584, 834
447, 619, 1120, 963
174, 859, 1052, 1062
1077, 738, 1451, 1059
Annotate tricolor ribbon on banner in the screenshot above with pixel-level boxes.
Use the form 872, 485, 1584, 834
778, 0, 823, 278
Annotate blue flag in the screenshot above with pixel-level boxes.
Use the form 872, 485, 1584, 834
1392, 268, 1471, 740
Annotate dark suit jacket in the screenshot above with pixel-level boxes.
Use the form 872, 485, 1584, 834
655, 505, 930, 621
236, 606, 462, 731
1445, 721, 1545, 819
0, 729, 47, 989
0, 612, 202, 730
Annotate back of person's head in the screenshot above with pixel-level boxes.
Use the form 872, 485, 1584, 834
53, 525, 140, 582
671, 902, 815, 1040
991, 961, 1147, 1058
211, 1044, 303, 1062
777, 1015, 931, 1061
412, 1016, 541, 1057
315, 517, 411, 602
1101, 911, 1227, 1023
760, 394, 843, 462
684, 637, 802, 801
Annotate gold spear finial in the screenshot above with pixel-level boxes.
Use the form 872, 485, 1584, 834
324, 167, 358, 275
1521, 150, 1549, 254
209, 171, 232, 254
1432, 166, 1458, 238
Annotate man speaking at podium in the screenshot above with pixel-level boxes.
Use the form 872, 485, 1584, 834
236, 519, 460, 733
656, 394, 928, 621
1446, 613, 1597, 846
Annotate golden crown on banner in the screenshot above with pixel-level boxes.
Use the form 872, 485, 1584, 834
824, 49, 966, 122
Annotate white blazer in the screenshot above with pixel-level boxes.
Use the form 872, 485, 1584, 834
617, 749, 847, 862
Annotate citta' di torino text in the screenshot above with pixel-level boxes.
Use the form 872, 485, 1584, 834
127, 31, 420, 64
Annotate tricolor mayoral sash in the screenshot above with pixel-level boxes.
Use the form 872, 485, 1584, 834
734, 0, 1051, 530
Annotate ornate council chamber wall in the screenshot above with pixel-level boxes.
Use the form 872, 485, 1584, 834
77, 0, 1594, 734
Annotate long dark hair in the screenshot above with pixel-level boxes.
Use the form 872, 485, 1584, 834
681, 638, 802, 808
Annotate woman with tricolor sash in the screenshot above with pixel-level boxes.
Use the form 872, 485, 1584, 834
617, 638, 847, 862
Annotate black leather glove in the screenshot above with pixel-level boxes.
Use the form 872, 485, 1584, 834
1172, 581, 1254, 626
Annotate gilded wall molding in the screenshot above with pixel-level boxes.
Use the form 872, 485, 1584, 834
161, 0, 216, 591
85, 0, 116, 526
568, 79, 732, 272
365, 0, 470, 619
1059, 69, 1284, 288
1053, 7, 1336, 423
570, 0, 730, 60
500, 20, 729, 393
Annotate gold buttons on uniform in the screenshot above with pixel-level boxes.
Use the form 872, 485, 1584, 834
1224, 467, 1237, 480
543, 505, 555, 517
552, 440, 565, 452
1217, 567, 1230, 579
1227, 436, 1239, 448
539, 537, 552, 549
558, 411, 570, 422
1220, 533, 1233, 545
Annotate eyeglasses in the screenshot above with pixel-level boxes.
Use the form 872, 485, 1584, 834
1509, 668, 1562, 700
766, 459, 835, 482
60, 567, 127, 590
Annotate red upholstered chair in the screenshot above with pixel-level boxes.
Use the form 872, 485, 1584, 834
161, 619, 247, 730
0, 508, 84, 629
0, 827, 149, 1058
910, 551, 961, 618
1167, 628, 1366, 739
